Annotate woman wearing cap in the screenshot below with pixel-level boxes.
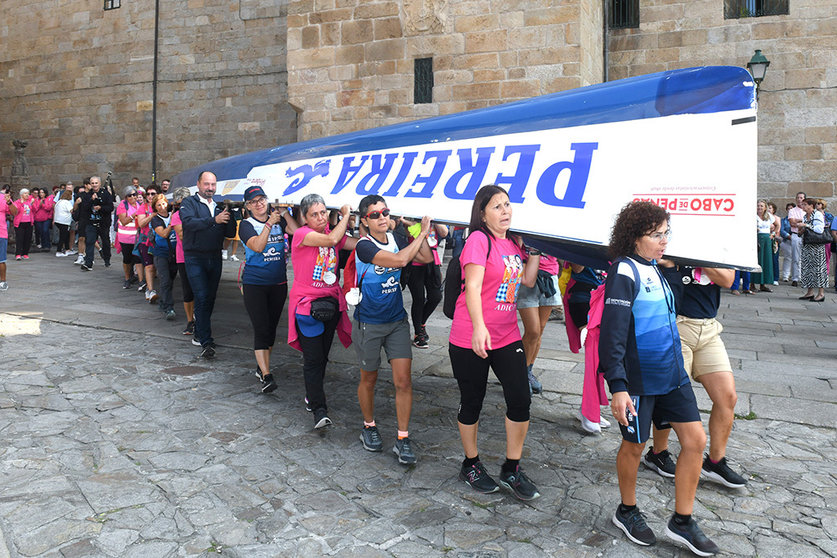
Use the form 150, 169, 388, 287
239, 185, 299, 393
288, 193, 357, 428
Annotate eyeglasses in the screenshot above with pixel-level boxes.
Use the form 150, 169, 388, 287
648, 229, 672, 242
364, 208, 391, 220
247, 197, 267, 206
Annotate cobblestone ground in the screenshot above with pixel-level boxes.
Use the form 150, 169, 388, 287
0, 254, 834, 557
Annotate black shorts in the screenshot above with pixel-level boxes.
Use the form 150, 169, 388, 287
618, 383, 701, 444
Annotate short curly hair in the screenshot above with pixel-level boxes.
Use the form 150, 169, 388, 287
609, 201, 670, 259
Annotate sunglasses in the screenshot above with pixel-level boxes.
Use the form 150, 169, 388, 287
364, 208, 390, 220
126, 193, 137, 197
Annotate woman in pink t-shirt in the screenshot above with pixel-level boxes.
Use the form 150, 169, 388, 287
288, 194, 357, 429
449, 184, 541, 500
171, 188, 195, 335
12, 189, 36, 259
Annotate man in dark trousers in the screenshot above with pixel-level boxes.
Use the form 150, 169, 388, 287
79, 175, 114, 271
179, 171, 236, 359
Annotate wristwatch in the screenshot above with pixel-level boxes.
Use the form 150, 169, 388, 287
527, 249, 542, 256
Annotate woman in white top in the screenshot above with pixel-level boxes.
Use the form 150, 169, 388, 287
799, 198, 827, 302
53, 190, 74, 256
753, 200, 774, 292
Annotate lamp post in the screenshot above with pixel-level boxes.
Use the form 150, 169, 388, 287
747, 49, 770, 100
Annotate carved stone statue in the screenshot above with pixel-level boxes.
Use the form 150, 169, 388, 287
402, 0, 447, 35
12, 139, 28, 177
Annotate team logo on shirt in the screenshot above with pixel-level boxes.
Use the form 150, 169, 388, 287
495, 254, 524, 304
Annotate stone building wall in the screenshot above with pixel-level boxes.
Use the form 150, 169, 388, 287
0, 0, 297, 189
286, 0, 604, 142
607, 0, 837, 208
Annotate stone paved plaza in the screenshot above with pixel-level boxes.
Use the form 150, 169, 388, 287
0, 252, 834, 557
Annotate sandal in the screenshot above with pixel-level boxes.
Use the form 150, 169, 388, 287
730, 290, 741, 296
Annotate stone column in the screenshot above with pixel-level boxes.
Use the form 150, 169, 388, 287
10, 139, 30, 197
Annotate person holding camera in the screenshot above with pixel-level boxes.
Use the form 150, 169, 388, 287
287, 194, 357, 429
79, 176, 114, 271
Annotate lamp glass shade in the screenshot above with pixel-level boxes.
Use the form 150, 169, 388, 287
747, 49, 770, 83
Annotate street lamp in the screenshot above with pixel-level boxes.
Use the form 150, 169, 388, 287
746, 49, 770, 99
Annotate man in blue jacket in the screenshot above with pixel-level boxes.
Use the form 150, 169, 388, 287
179, 171, 236, 359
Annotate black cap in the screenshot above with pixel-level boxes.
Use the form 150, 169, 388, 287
243, 185, 267, 202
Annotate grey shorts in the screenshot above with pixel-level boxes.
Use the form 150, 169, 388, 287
517, 274, 562, 309
352, 317, 412, 371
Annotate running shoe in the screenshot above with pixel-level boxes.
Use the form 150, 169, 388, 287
257, 371, 277, 394
137, 281, 147, 292
701, 455, 747, 488
313, 408, 332, 429
359, 425, 383, 452
56, 251, 66, 257
182, 321, 195, 335
123, 279, 131, 289
222, 249, 228, 260
528, 368, 543, 394
0, 282, 8, 291
22, 255, 29, 260
577, 409, 602, 434
498, 465, 540, 500
412, 333, 428, 349
229, 254, 240, 262
80, 263, 92, 271
643, 448, 676, 479
200, 345, 216, 359
665, 516, 719, 556
146, 290, 158, 303
191, 338, 202, 346
165, 309, 176, 321
15, 256, 21, 261
612, 505, 656, 546
74, 255, 84, 265
459, 460, 499, 494
393, 437, 417, 465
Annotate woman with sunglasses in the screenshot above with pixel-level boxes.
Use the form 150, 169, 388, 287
600, 201, 717, 555
449, 184, 541, 500
353, 196, 432, 465
239, 186, 299, 393
288, 194, 357, 429
116, 187, 151, 289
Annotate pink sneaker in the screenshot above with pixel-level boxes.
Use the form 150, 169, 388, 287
22, 255, 29, 260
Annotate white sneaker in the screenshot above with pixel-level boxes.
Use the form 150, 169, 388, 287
68, 249, 78, 255
222, 249, 228, 260
74, 255, 85, 265
229, 254, 240, 262
0, 282, 8, 291
577, 409, 602, 434
599, 416, 611, 428
56, 251, 66, 257
146, 290, 158, 304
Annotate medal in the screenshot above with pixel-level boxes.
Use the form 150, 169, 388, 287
323, 271, 337, 285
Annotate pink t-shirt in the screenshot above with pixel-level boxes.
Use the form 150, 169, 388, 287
0, 200, 9, 238
449, 230, 526, 350
13, 199, 35, 226
539, 254, 560, 275
171, 210, 184, 264
788, 206, 804, 233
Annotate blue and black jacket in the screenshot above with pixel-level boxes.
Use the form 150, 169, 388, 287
598, 255, 689, 396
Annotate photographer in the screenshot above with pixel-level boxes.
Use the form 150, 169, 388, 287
79, 176, 114, 271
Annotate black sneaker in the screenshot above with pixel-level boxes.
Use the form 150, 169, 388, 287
137, 281, 147, 292
643, 448, 676, 479
459, 460, 499, 494
665, 516, 719, 556
313, 408, 332, 429
258, 372, 277, 394
182, 321, 195, 335
80, 263, 92, 272
393, 437, 417, 464
123, 279, 131, 289
498, 465, 540, 501
412, 334, 428, 349
129, 274, 139, 285
200, 344, 216, 360
359, 425, 383, 452
612, 505, 656, 546
701, 454, 747, 488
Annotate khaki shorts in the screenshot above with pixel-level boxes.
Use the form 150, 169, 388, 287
676, 316, 732, 379
352, 317, 412, 371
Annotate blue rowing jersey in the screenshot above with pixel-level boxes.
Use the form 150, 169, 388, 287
239, 217, 288, 285
354, 232, 408, 324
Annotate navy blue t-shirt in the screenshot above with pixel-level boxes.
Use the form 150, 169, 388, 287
671, 267, 721, 319
239, 217, 288, 285
354, 232, 409, 324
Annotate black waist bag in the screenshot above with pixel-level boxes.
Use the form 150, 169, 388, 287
310, 296, 339, 322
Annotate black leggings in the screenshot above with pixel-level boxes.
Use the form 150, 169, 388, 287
449, 340, 530, 424
297, 314, 340, 413
56, 223, 70, 252
407, 263, 442, 332
177, 262, 194, 303
14, 223, 32, 256
242, 283, 288, 350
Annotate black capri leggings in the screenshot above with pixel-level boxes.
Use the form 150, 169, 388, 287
120, 242, 139, 266
407, 262, 443, 332
449, 340, 530, 424
177, 263, 194, 303
56, 223, 70, 252
242, 282, 288, 350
